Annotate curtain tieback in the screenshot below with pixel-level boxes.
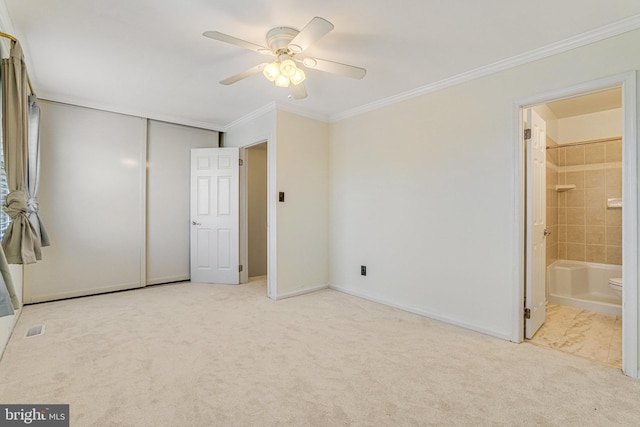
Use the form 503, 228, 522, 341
3, 191, 29, 219
27, 197, 39, 214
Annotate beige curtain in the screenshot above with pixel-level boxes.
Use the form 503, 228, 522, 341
0, 246, 18, 315
1, 42, 40, 264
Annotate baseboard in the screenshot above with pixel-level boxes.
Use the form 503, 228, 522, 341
274, 283, 329, 300
29, 282, 145, 304
146, 275, 190, 286
329, 284, 513, 342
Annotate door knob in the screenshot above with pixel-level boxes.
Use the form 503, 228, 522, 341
192, 221, 201, 226
544, 229, 551, 237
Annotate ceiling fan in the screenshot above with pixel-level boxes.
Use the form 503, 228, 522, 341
203, 17, 366, 99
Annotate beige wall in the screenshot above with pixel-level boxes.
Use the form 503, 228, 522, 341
224, 108, 330, 299
330, 28, 640, 340
276, 111, 330, 296
247, 143, 268, 277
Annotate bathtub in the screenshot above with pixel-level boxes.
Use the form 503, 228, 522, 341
547, 260, 622, 316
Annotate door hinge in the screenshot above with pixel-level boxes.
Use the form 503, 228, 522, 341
524, 308, 531, 319
239, 265, 243, 272
524, 128, 532, 140
239, 159, 244, 166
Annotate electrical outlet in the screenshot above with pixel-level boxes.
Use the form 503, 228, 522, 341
361, 265, 367, 276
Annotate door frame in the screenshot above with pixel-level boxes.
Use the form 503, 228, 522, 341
514, 71, 638, 378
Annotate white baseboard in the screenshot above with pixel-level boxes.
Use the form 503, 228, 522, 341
146, 275, 190, 286
274, 283, 329, 300
329, 284, 514, 342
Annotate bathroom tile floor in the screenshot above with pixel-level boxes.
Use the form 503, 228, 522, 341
528, 303, 621, 369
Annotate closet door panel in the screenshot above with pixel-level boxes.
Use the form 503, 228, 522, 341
29, 102, 146, 302
147, 120, 218, 285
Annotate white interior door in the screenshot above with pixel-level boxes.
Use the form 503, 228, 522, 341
525, 109, 547, 339
190, 148, 239, 284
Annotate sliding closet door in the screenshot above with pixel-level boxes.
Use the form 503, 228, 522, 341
146, 121, 218, 285
27, 102, 146, 303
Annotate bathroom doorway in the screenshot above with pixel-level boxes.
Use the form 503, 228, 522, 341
527, 89, 623, 367
240, 142, 269, 294
516, 72, 638, 377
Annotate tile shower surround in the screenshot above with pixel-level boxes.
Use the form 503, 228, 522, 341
546, 138, 622, 266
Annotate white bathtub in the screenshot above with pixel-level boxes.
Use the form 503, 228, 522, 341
547, 260, 622, 316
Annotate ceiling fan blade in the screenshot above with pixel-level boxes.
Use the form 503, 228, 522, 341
220, 63, 267, 85
290, 82, 308, 100
288, 17, 334, 53
203, 31, 272, 55
299, 57, 366, 79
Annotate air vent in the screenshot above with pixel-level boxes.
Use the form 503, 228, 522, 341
25, 325, 45, 338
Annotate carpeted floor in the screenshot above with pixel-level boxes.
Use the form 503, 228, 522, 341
1, 277, 639, 426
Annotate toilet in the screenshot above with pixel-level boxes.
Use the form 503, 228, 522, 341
609, 277, 623, 298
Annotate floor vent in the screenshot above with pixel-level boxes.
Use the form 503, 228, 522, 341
25, 325, 45, 338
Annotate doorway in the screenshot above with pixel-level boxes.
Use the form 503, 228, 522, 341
516, 72, 638, 378
246, 143, 268, 283
525, 89, 623, 368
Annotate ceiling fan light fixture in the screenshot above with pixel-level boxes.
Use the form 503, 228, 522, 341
279, 59, 297, 77
274, 74, 290, 88
290, 68, 306, 85
263, 61, 280, 82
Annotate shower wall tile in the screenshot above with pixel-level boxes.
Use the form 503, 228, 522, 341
565, 146, 585, 166
557, 207, 567, 225
585, 188, 605, 208
586, 207, 606, 226
584, 170, 605, 189
567, 243, 586, 261
586, 226, 606, 245
566, 225, 585, 243
557, 172, 566, 185
546, 207, 557, 228
557, 148, 566, 167
607, 246, 622, 265
566, 171, 584, 188
605, 141, 622, 162
566, 207, 584, 225
558, 243, 567, 259
605, 168, 622, 195
566, 189, 585, 207
553, 139, 622, 265
586, 245, 606, 263
545, 136, 560, 267
585, 144, 605, 164
557, 225, 567, 242
606, 226, 622, 246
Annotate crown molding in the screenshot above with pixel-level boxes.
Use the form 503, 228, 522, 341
224, 100, 329, 132
37, 91, 225, 131
274, 101, 329, 123
330, 13, 640, 122
224, 102, 277, 132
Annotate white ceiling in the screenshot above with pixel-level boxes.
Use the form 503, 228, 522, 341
4, 1, 640, 130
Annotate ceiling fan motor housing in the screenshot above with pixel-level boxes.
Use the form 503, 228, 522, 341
266, 27, 300, 54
